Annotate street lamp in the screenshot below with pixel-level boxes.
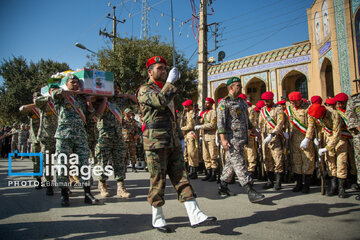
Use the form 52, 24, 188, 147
75, 42, 97, 55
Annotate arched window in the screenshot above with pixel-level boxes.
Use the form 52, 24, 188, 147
295, 75, 308, 99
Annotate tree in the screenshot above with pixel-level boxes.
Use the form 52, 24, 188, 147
0, 56, 69, 124
86, 36, 198, 111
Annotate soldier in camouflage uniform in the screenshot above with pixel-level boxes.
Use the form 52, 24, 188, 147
137, 56, 216, 233
95, 85, 135, 198
285, 92, 315, 194
195, 97, 218, 182
10, 124, 19, 154
258, 91, 285, 190
217, 77, 265, 203
86, 113, 98, 165
51, 74, 98, 207
18, 124, 29, 157
122, 108, 139, 172
34, 84, 59, 196
346, 79, 360, 200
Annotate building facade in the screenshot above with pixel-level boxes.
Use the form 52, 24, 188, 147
208, 0, 360, 104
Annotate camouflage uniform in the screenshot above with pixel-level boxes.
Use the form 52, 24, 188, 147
18, 128, 29, 153
28, 113, 41, 176
34, 96, 58, 182
346, 93, 360, 186
137, 80, 195, 207
51, 89, 92, 186
122, 116, 138, 166
10, 127, 19, 153
217, 94, 253, 186
95, 97, 128, 183
258, 104, 285, 173
244, 106, 258, 172
181, 109, 199, 168
86, 115, 98, 165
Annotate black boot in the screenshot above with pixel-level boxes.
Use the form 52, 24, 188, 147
61, 188, 70, 207
189, 167, 198, 179
208, 168, 217, 182
218, 181, 235, 196
338, 178, 349, 198
274, 172, 282, 190
84, 186, 99, 204
327, 177, 338, 196
302, 175, 311, 194
262, 171, 274, 189
202, 169, 212, 181
292, 174, 303, 192
35, 177, 42, 190
229, 174, 236, 184
244, 183, 265, 203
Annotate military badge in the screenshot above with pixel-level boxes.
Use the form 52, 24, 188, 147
155, 56, 161, 62
46, 111, 53, 116
236, 109, 241, 115
65, 104, 72, 110
220, 105, 225, 111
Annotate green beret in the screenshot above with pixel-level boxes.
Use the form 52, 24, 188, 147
124, 108, 132, 113
226, 77, 241, 86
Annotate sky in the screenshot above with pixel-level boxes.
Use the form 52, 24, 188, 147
0, 0, 314, 83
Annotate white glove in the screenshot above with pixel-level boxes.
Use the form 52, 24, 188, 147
300, 138, 310, 149
314, 138, 320, 147
215, 134, 219, 146
318, 148, 328, 156
166, 67, 179, 84
180, 139, 185, 153
263, 134, 273, 144
194, 125, 201, 130
284, 132, 289, 140
19, 106, 24, 111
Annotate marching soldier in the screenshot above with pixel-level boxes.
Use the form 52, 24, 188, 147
122, 108, 139, 172
18, 124, 29, 156
258, 91, 285, 190
51, 74, 98, 207
285, 92, 315, 193
181, 99, 200, 179
346, 79, 360, 200
10, 124, 19, 154
308, 100, 352, 198
311, 95, 323, 105
194, 97, 218, 182
325, 98, 336, 110
244, 100, 259, 178
137, 56, 216, 232
217, 77, 264, 203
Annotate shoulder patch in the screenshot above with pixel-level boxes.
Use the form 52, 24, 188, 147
220, 105, 225, 111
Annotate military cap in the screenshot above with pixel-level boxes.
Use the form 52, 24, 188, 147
288, 91, 302, 101
182, 99, 193, 106
261, 91, 274, 100
254, 107, 260, 112
276, 100, 286, 105
256, 100, 265, 109
308, 103, 327, 119
217, 98, 223, 103
205, 97, 215, 104
311, 95, 323, 104
325, 98, 336, 105
334, 93, 348, 102
226, 77, 241, 86
146, 56, 167, 69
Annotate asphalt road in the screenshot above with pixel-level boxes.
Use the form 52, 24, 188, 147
1, 157, 359, 240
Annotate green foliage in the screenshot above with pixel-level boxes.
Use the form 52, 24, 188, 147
0, 56, 69, 124
86, 36, 198, 111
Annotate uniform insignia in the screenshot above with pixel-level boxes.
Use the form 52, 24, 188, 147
65, 104, 72, 109
31, 115, 38, 119
155, 56, 160, 62
309, 117, 314, 122
220, 105, 225, 110
236, 109, 241, 115
46, 111, 53, 116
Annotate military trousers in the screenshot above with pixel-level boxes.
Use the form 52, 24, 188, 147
353, 134, 360, 184
31, 142, 41, 178
325, 138, 349, 179
202, 139, 218, 169
96, 136, 126, 182
244, 136, 257, 172
124, 141, 136, 165
220, 138, 252, 186
185, 136, 199, 167
263, 135, 284, 173
290, 133, 315, 175
145, 146, 196, 207
40, 139, 56, 182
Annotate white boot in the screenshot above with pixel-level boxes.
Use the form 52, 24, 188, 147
183, 199, 208, 226
152, 206, 167, 227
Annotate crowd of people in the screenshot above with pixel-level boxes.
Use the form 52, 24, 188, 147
1, 55, 359, 233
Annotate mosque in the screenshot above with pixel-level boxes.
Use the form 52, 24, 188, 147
208, 0, 360, 104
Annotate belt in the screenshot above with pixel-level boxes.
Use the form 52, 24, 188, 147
146, 122, 174, 129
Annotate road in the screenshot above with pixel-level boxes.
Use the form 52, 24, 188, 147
0, 157, 359, 240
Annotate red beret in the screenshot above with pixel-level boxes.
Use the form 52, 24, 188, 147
311, 95, 323, 104
217, 98, 223, 103
182, 99, 193, 106
308, 103, 327, 119
325, 98, 336, 105
288, 91, 302, 101
256, 100, 265, 109
334, 93, 348, 102
254, 107, 260, 112
261, 91, 274, 100
302, 98, 309, 103
276, 100, 286, 105
238, 93, 247, 100
246, 101, 252, 107
146, 56, 167, 69
205, 97, 215, 104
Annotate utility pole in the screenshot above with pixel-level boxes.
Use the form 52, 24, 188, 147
99, 6, 126, 50
197, 0, 207, 111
